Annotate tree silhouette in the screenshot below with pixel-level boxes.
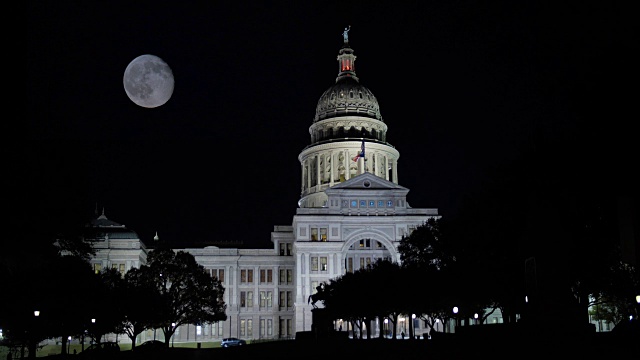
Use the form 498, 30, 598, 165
140, 248, 227, 347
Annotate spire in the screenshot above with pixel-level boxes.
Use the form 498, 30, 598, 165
336, 27, 358, 83
97, 207, 107, 220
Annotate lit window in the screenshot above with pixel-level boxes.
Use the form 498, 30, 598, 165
320, 257, 328, 271
360, 200, 366, 207
351, 200, 357, 207
369, 200, 375, 207
378, 200, 384, 207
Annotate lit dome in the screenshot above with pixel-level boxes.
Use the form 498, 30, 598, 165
313, 77, 382, 122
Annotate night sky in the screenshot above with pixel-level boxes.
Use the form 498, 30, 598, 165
21, 1, 638, 250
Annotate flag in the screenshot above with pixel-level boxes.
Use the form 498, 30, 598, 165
352, 139, 365, 162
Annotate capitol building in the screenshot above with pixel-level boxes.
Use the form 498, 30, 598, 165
88, 33, 441, 343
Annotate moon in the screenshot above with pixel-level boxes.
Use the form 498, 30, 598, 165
123, 54, 174, 108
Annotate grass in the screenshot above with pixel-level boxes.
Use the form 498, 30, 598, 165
1, 341, 223, 358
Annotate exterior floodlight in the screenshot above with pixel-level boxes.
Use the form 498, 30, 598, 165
525, 295, 529, 303
412, 314, 416, 319
34, 311, 40, 317
636, 295, 640, 304
172, 323, 176, 327
68, 336, 72, 341
453, 306, 459, 314
91, 319, 96, 323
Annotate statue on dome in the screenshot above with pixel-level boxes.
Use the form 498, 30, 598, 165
342, 25, 351, 43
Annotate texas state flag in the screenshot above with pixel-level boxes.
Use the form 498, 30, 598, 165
352, 139, 365, 162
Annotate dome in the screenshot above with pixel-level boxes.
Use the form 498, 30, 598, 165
313, 77, 382, 123
313, 42, 382, 123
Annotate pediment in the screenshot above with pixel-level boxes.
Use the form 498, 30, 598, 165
327, 172, 407, 192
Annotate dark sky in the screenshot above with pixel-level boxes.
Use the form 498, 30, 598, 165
22, 1, 638, 249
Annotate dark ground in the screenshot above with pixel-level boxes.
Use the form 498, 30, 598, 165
50, 330, 638, 360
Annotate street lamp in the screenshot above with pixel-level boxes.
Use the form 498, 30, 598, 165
411, 314, 416, 339
171, 323, 176, 347
34, 311, 40, 317
68, 336, 71, 354
452, 306, 460, 330
384, 318, 388, 338
474, 313, 479, 325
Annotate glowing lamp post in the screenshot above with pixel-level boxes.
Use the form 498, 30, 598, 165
474, 313, 479, 325
453, 306, 460, 330
171, 323, 176, 347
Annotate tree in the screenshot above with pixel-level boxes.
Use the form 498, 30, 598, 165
121, 267, 158, 350
141, 248, 227, 347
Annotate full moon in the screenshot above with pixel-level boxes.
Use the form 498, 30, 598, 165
123, 54, 174, 108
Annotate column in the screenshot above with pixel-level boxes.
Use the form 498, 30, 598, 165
330, 151, 335, 186
316, 155, 321, 186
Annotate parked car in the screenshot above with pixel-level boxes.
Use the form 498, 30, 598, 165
135, 340, 166, 352
221, 337, 246, 347
79, 341, 120, 357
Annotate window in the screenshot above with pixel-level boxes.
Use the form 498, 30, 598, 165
342, 200, 349, 207
241, 291, 253, 308
93, 263, 101, 274
347, 258, 353, 273
280, 243, 286, 256
320, 257, 327, 271
310, 227, 328, 241
279, 318, 286, 337
211, 269, 225, 283
287, 243, 292, 255
360, 200, 366, 207
311, 281, 319, 295
387, 200, 393, 207
260, 319, 266, 337
287, 291, 292, 308
280, 269, 293, 284
247, 319, 253, 337
351, 200, 357, 207
260, 291, 272, 308
260, 269, 272, 284
240, 319, 246, 336
268, 319, 273, 336
312, 257, 319, 271
378, 200, 384, 207
241, 269, 253, 283
279, 291, 286, 309
369, 200, 375, 207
